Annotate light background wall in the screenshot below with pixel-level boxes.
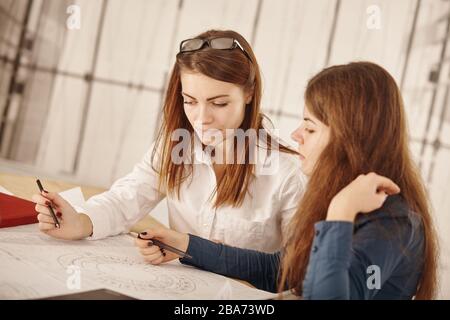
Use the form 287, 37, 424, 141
0, 0, 449, 298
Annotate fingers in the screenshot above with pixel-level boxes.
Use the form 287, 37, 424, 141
35, 203, 52, 215
37, 213, 56, 231
138, 227, 167, 240
363, 172, 400, 195
134, 235, 167, 264
32, 194, 55, 207
371, 174, 401, 195
139, 244, 166, 264
133, 228, 186, 264
37, 213, 55, 224
139, 244, 161, 256
37, 211, 59, 231
39, 191, 68, 208
149, 255, 165, 265
134, 237, 152, 248
38, 221, 57, 231
35, 202, 62, 221
32, 193, 63, 219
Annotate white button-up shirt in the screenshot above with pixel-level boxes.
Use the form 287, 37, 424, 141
82, 139, 306, 253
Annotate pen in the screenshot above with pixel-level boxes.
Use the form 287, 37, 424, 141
36, 179, 60, 229
129, 231, 192, 259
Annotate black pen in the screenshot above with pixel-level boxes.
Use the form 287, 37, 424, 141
36, 179, 60, 229
129, 231, 192, 259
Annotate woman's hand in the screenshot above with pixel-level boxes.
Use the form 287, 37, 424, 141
327, 172, 401, 222
134, 226, 189, 265
32, 191, 93, 240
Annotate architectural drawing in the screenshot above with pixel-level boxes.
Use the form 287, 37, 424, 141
57, 252, 200, 295
0, 228, 276, 300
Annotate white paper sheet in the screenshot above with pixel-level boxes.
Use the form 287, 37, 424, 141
58, 187, 86, 208
0, 185, 13, 196
0, 224, 276, 300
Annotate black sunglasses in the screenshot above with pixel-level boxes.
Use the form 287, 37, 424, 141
178, 37, 252, 62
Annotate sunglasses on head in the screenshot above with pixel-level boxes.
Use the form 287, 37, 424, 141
178, 37, 252, 62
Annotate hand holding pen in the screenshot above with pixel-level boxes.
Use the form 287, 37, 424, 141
36, 179, 60, 228
32, 179, 93, 240
132, 227, 191, 265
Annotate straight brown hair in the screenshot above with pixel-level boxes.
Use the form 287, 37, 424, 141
279, 62, 438, 299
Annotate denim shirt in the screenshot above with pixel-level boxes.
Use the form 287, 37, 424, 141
180, 195, 425, 299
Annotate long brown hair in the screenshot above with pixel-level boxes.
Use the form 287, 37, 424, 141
279, 62, 438, 299
153, 29, 296, 208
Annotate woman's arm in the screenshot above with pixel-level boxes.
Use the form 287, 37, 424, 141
82, 146, 165, 239
135, 227, 282, 292
180, 234, 282, 292
301, 173, 420, 300
302, 213, 422, 299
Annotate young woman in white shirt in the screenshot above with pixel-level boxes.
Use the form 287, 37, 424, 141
32, 29, 306, 255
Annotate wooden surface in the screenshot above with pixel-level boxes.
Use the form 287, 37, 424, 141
0, 173, 105, 201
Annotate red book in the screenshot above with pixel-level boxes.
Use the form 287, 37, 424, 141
0, 192, 38, 228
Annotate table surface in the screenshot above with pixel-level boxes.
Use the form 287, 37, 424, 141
0, 173, 255, 289
0, 173, 105, 200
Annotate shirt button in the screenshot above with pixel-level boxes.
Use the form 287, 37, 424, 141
312, 246, 318, 253
315, 230, 320, 236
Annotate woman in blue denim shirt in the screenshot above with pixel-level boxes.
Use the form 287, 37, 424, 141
135, 62, 438, 300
